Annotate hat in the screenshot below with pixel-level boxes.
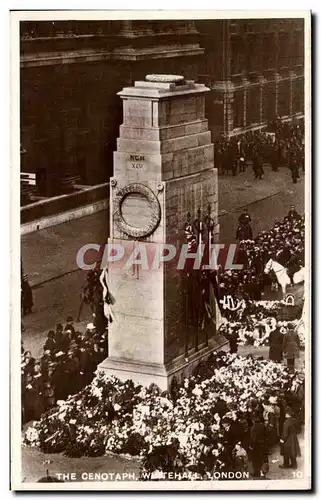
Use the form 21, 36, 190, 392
86, 323, 95, 330
66, 316, 73, 323
285, 406, 293, 417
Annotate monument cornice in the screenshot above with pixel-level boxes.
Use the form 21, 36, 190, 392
118, 83, 210, 99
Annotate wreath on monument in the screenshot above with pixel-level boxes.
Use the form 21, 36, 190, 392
113, 183, 161, 238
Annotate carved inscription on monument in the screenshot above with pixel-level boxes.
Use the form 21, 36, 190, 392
129, 154, 145, 169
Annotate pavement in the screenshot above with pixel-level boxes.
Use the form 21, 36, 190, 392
21, 434, 305, 484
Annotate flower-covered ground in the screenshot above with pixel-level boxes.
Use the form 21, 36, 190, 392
25, 352, 304, 478
224, 298, 303, 323
219, 317, 305, 348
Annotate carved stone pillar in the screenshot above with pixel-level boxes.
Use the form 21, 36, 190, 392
99, 75, 220, 389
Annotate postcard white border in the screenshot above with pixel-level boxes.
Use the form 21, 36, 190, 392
10, 9, 312, 492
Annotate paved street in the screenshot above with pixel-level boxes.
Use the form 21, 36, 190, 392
21, 166, 304, 356
21, 433, 305, 483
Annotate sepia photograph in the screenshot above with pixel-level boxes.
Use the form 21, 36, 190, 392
10, 10, 311, 490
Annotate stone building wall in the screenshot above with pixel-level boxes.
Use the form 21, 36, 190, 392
20, 18, 305, 195
197, 18, 305, 139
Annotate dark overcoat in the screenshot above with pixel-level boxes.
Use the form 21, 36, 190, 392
269, 328, 284, 362
281, 416, 301, 458
283, 331, 300, 359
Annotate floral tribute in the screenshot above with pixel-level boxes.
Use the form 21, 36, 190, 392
24, 352, 304, 477
224, 299, 303, 323
219, 316, 305, 348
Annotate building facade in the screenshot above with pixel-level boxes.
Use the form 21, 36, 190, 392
20, 18, 304, 197
197, 18, 304, 139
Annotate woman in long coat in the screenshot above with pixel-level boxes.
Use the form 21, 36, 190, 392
283, 328, 300, 369
279, 408, 301, 469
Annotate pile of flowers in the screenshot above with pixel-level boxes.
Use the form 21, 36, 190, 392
224, 299, 303, 323
24, 352, 304, 476
218, 316, 305, 348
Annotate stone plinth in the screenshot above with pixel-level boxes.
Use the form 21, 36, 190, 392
99, 75, 220, 390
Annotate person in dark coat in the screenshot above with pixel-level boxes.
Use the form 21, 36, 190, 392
23, 373, 45, 422
236, 223, 253, 241
270, 145, 279, 171
276, 245, 292, 267
279, 407, 301, 469
286, 251, 302, 285
42, 381, 55, 411
252, 152, 264, 179
43, 331, 57, 353
55, 324, 64, 347
249, 413, 268, 478
283, 328, 300, 369
21, 275, 33, 315
269, 327, 284, 363
65, 316, 75, 335
22, 351, 35, 376
64, 350, 81, 394
51, 353, 68, 401
238, 208, 251, 226
287, 206, 301, 222
224, 327, 239, 354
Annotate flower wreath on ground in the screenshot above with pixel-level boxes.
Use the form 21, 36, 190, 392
24, 352, 304, 477
224, 299, 303, 323
219, 316, 305, 348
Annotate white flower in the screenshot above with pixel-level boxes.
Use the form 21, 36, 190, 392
192, 386, 203, 397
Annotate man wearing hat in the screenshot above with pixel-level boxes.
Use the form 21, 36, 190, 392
279, 407, 301, 469
283, 327, 301, 369
287, 205, 301, 222
43, 330, 57, 354
249, 413, 268, 478
65, 316, 75, 334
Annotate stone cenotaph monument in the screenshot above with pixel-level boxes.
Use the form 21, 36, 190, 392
99, 75, 220, 389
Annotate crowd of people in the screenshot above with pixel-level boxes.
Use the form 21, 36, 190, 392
222, 317, 302, 369
190, 351, 304, 477
219, 206, 304, 300
214, 119, 304, 183
217, 394, 302, 476
21, 318, 108, 425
